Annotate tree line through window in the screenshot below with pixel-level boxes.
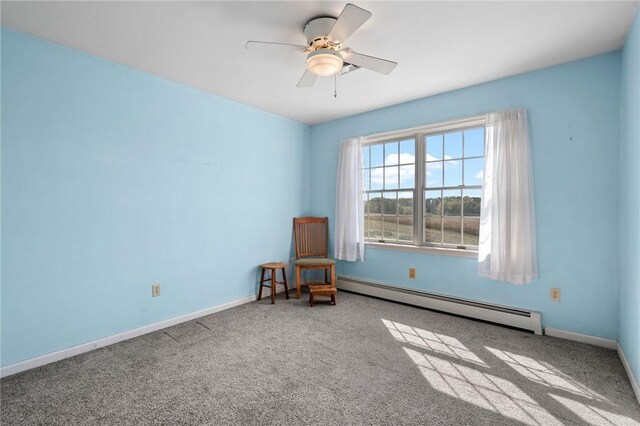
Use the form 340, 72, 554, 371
362, 124, 485, 249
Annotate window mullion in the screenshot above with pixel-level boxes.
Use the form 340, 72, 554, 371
440, 131, 445, 245
415, 133, 424, 246
381, 143, 386, 242
460, 131, 465, 246
460, 188, 464, 247
440, 189, 444, 245
395, 191, 399, 243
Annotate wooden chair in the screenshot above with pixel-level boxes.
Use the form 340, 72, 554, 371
293, 217, 337, 306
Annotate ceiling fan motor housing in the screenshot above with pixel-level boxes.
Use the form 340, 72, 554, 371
303, 17, 338, 45
306, 49, 343, 76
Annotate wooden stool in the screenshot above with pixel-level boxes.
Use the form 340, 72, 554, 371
258, 262, 289, 304
308, 284, 337, 307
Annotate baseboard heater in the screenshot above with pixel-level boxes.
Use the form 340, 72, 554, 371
337, 276, 542, 335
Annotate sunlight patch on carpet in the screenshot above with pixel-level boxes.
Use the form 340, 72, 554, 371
404, 347, 562, 426
485, 346, 606, 401
382, 319, 487, 366
549, 394, 640, 426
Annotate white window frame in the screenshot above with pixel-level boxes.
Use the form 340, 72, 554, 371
362, 114, 486, 257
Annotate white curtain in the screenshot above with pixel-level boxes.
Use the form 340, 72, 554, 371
335, 137, 365, 261
479, 108, 538, 284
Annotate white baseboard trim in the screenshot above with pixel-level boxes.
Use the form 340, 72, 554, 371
544, 327, 617, 350
0, 287, 289, 379
617, 342, 640, 406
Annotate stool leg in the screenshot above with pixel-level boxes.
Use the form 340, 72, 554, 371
282, 267, 289, 300
258, 268, 265, 301
271, 269, 276, 304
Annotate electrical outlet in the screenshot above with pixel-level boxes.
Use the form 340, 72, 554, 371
152, 284, 161, 297
550, 287, 560, 302
409, 268, 416, 279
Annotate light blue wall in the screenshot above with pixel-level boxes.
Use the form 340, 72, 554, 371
310, 53, 621, 340
1, 22, 634, 369
619, 10, 640, 385
1, 28, 310, 367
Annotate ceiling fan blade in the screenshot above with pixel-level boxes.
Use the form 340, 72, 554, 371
245, 41, 308, 52
296, 69, 317, 88
340, 48, 397, 75
327, 3, 372, 43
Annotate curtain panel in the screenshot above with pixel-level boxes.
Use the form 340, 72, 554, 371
479, 108, 538, 284
335, 137, 365, 261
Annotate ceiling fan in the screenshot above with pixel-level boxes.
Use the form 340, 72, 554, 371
246, 3, 397, 88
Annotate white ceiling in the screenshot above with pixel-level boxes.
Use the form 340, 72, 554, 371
2, 1, 638, 125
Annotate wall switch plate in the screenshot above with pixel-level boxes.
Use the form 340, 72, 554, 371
152, 284, 161, 297
550, 287, 560, 302
409, 268, 416, 279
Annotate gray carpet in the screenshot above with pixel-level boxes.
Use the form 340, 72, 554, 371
2, 291, 639, 425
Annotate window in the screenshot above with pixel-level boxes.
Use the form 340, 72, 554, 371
363, 139, 415, 243
363, 116, 486, 251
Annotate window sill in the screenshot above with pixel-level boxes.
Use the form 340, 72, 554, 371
365, 242, 478, 259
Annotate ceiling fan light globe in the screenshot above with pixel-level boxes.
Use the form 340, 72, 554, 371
306, 49, 343, 77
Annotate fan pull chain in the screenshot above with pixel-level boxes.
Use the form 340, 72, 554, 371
334, 74, 337, 98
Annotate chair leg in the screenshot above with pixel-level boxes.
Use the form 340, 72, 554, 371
331, 294, 336, 305
281, 267, 289, 300
324, 268, 328, 284
309, 292, 314, 307
258, 268, 265, 301
296, 266, 302, 299
330, 264, 336, 288
270, 269, 276, 304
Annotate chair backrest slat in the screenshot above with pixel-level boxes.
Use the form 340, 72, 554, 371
293, 217, 328, 259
